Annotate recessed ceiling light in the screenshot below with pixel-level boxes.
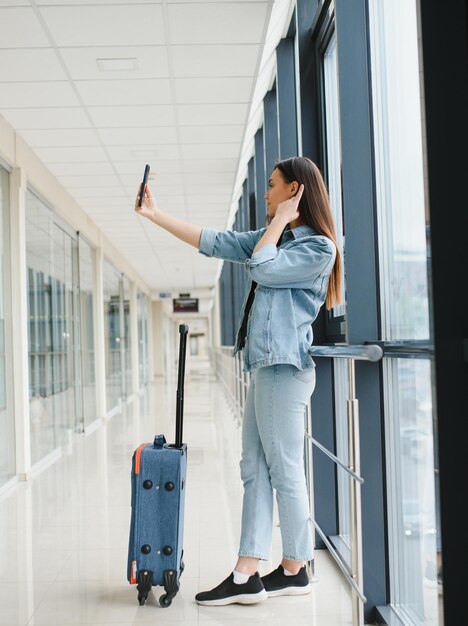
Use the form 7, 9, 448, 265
97, 58, 137, 71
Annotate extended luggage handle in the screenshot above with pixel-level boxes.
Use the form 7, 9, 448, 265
175, 324, 188, 448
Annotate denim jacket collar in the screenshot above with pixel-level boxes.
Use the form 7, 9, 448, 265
283, 224, 318, 240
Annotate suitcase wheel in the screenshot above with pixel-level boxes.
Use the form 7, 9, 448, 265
159, 593, 172, 608
136, 569, 153, 606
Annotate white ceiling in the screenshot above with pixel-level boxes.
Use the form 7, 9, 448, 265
0, 0, 295, 296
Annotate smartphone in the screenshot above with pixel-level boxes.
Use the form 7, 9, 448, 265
138, 164, 150, 207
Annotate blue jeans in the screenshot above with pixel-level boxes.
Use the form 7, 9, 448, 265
238, 363, 316, 562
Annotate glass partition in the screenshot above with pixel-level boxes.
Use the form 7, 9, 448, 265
333, 358, 350, 560
26, 190, 80, 464
369, 0, 441, 622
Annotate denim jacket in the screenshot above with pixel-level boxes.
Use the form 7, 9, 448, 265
199, 223, 337, 373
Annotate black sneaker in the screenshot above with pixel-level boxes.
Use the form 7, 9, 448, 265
260, 564, 311, 597
195, 572, 268, 606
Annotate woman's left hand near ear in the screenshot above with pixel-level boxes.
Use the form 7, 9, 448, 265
275, 184, 305, 224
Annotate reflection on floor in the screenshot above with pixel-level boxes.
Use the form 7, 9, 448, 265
0, 357, 353, 626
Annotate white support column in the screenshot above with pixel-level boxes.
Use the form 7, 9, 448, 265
93, 246, 107, 420
130, 282, 139, 395
9, 167, 31, 480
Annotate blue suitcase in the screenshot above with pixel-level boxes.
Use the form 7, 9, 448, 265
127, 323, 188, 608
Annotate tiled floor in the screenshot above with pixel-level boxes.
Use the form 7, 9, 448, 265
0, 357, 353, 626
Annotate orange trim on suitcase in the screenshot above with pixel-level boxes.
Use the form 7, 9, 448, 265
134, 443, 147, 475
130, 560, 137, 584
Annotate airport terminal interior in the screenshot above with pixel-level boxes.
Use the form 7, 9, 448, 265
0, 0, 466, 625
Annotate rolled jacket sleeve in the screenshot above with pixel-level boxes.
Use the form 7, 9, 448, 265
246, 237, 336, 288
198, 227, 218, 257
198, 226, 265, 263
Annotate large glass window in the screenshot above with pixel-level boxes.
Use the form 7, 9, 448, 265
320, 21, 351, 567
369, 0, 441, 623
369, 0, 429, 341
321, 28, 346, 320
0, 165, 15, 486
26, 190, 80, 464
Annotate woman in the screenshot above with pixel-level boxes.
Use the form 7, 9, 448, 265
135, 156, 342, 606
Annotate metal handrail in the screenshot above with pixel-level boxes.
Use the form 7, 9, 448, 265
305, 433, 364, 484
313, 521, 367, 602
308, 343, 383, 361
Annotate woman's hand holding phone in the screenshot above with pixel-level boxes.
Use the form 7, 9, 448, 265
135, 163, 159, 220
134, 166, 202, 249
135, 181, 159, 221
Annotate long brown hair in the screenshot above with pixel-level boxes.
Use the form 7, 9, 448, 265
275, 157, 343, 310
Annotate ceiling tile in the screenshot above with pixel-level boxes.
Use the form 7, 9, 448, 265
0, 81, 80, 108
184, 184, 232, 196
97, 126, 178, 146
167, 3, 269, 45
0, 49, 67, 82
71, 186, 126, 199
0, 7, 50, 47
181, 142, 240, 160
180, 158, 237, 172
47, 162, 115, 176
120, 172, 181, 187
75, 79, 172, 107
1, 107, 91, 129
183, 171, 235, 185
87, 105, 175, 128
179, 124, 244, 144
112, 160, 182, 175
177, 103, 247, 125
185, 194, 232, 205
79, 199, 131, 209
146, 193, 186, 205
18, 128, 99, 148
58, 174, 121, 188
107, 144, 180, 162
35, 145, 108, 163
175, 77, 252, 104
171, 44, 260, 77
39, 4, 166, 47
